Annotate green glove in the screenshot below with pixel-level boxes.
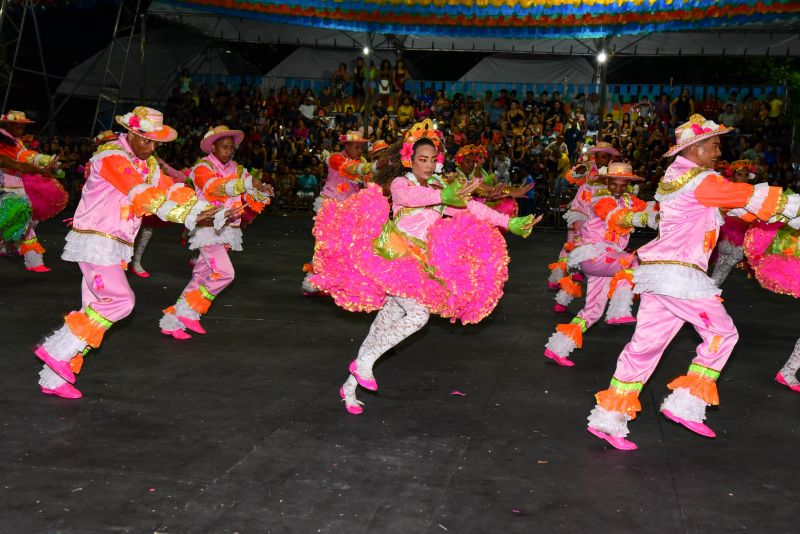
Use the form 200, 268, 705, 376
508, 215, 534, 238
441, 181, 467, 207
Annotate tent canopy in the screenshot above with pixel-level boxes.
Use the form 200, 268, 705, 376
56, 26, 261, 102
460, 55, 595, 84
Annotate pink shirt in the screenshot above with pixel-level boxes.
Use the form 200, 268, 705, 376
390, 174, 510, 241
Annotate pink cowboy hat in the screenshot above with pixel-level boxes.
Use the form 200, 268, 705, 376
115, 106, 177, 142
588, 141, 620, 156
0, 110, 34, 124
664, 113, 732, 158
339, 130, 369, 144
200, 125, 245, 154
598, 162, 644, 182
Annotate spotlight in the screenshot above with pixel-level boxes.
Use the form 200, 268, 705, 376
363, 46, 370, 55
597, 51, 608, 64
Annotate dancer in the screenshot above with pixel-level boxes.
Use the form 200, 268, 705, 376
33, 107, 222, 399
159, 125, 272, 339
544, 163, 658, 367
586, 114, 800, 451
309, 119, 541, 414
454, 144, 488, 182
710, 159, 756, 286
302, 130, 384, 295
0, 110, 60, 271
742, 220, 800, 393
550, 142, 619, 313
451, 144, 530, 218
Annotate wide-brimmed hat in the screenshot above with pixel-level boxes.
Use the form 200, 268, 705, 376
369, 140, 389, 156
200, 125, 244, 154
339, 131, 369, 144
588, 141, 619, 157
664, 113, 732, 157
94, 130, 118, 145
115, 106, 177, 142
599, 162, 644, 182
0, 110, 34, 124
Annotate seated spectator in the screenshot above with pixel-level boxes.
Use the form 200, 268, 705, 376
396, 97, 414, 127
299, 96, 317, 120
296, 167, 318, 202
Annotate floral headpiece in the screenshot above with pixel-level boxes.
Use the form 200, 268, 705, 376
400, 119, 445, 168
725, 159, 756, 179
454, 144, 488, 167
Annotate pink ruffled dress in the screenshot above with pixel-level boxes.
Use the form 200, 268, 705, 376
744, 221, 800, 299
310, 174, 513, 324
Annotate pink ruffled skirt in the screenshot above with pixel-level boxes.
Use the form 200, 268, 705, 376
310, 184, 510, 324
744, 221, 800, 298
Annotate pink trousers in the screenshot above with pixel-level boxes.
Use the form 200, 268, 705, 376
576, 250, 635, 328
183, 244, 235, 297
611, 292, 739, 385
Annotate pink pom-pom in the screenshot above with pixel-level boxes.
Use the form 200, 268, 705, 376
20, 174, 68, 221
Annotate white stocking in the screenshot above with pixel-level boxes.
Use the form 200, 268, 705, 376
132, 226, 154, 271
779, 337, 800, 387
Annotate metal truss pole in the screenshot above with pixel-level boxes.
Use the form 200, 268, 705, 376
91, 0, 142, 136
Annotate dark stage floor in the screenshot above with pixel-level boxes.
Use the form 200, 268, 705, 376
1, 217, 798, 533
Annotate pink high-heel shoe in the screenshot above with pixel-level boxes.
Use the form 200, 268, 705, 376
661, 408, 716, 438
607, 316, 636, 325
161, 329, 192, 340
27, 265, 51, 273
774, 372, 800, 393
41, 383, 82, 399
130, 266, 150, 278
339, 387, 363, 415
178, 316, 206, 334
587, 426, 637, 450
34, 346, 75, 383
349, 360, 378, 391
544, 348, 575, 367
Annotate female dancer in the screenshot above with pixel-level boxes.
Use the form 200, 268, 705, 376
309, 119, 541, 414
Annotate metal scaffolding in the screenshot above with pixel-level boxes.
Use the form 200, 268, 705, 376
91, 0, 141, 136
0, 0, 56, 133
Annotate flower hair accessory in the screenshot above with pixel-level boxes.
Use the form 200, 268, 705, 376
401, 119, 444, 168
454, 144, 488, 167
725, 159, 756, 179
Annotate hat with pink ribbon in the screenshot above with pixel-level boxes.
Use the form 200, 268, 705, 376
664, 114, 732, 158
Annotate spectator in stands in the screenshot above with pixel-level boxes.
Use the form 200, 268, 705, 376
299, 96, 316, 121
717, 103, 737, 128
376, 60, 393, 103
414, 98, 432, 121
396, 97, 414, 127
352, 57, 366, 111
296, 167, 318, 203
636, 95, 652, 123
601, 113, 618, 142
332, 63, 350, 112
619, 112, 633, 145
670, 88, 694, 122
393, 59, 408, 94
494, 148, 511, 182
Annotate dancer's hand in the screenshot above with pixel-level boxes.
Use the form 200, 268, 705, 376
508, 214, 544, 238
195, 205, 222, 226
225, 205, 247, 219
41, 156, 60, 176
505, 181, 535, 199
441, 178, 479, 207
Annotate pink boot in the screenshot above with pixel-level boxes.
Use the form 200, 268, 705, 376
34, 346, 76, 384
544, 348, 575, 367
572, 273, 585, 283
27, 265, 51, 273
553, 303, 569, 313
349, 359, 378, 391
161, 329, 192, 340
41, 383, 82, 399
547, 282, 560, 290
775, 372, 800, 393
178, 316, 206, 334
587, 426, 637, 451
661, 408, 716, 438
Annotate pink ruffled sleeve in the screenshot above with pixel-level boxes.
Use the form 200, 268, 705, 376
390, 177, 442, 209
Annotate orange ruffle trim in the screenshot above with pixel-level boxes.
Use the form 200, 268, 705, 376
556, 322, 583, 348
64, 311, 106, 348
667, 374, 720, 406
595, 388, 642, 419
131, 187, 165, 217
558, 276, 582, 298
69, 354, 84, 374
184, 289, 212, 314
19, 240, 45, 255
548, 261, 566, 271
608, 270, 634, 298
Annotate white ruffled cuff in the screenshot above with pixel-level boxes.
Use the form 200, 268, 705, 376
184, 200, 209, 231
213, 209, 227, 231
127, 183, 149, 203
744, 182, 770, 215
155, 200, 178, 221
780, 194, 800, 220
788, 217, 800, 230
563, 210, 587, 226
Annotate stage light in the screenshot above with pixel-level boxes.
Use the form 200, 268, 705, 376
597, 51, 608, 64
363, 46, 370, 56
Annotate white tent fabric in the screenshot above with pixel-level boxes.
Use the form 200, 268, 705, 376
57, 26, 260, 101
460, 55, 594, 84
148, 2, 800, 56
265, 47, 402, 81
